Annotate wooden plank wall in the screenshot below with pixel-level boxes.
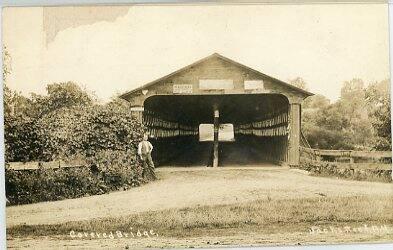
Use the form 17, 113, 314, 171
234, 109, 289, 163
143, 110, 198, 138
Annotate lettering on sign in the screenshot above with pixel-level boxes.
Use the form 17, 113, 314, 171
199, 79, 234, 90
173, 84, 193, 94
244, 80, 264, 90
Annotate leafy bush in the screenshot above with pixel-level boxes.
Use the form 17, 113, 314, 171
4, 114, 44, 162
85, 149, 152, 189
34, 99, 144, 161
4, 82, 145, 162
4, 82, 154, 205
5, 149, 154, 205
6, 167, 103, 205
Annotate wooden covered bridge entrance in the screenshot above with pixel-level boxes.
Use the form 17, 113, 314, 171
120, 53, 313, 167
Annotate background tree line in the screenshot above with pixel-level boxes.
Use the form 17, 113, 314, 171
290, 77, 391, 151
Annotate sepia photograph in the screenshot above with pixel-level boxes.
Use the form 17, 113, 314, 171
2, 2, 393, 249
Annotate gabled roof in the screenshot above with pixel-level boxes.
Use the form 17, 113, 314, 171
119, 53, 314, 99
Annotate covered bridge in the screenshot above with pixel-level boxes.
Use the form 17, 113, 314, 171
120, 53, 313, 167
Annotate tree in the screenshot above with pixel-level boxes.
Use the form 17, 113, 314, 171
3, 45, 11, 82
302, 100, 354, 149
302, 78, 376, 150
365, 79, 391, 150
3, 46, 14, 117
338, 79, 373, 148
303, 94, 330, 110
340, 79, 368, 123
3, 47, 46, 161
289, 77, 308, 90
289, 77, 327, 109
31, 82, 94, 118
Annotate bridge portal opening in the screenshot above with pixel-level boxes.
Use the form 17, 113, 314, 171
143, 94, 289, 167
199, 124, 235, 142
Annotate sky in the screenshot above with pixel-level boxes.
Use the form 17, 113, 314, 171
2, 4, 390, 102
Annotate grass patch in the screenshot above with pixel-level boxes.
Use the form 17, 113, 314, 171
8, 195, 393, 238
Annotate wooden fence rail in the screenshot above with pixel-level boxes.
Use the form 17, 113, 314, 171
6, 148, 392, 171
5, 160, 87, 171
300, 146, 392, 170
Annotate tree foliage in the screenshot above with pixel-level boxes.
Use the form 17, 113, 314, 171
301, 78, 390, 150
4, 81, 148, 204
37, 98, 144, 160
3, 45, 11, 82
365, 80, 391, 150
31, 81, 94, 118
4, 81, 144, 162
289, 77, 308, 91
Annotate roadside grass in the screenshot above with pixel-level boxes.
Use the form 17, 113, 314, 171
298, 161, 392, 183
8, 195, 393, 238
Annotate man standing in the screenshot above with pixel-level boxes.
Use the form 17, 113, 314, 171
138, 134, 156, 179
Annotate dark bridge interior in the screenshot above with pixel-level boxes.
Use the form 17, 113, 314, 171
143, 94, 290, 167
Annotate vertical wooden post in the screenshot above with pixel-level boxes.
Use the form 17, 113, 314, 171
289, 103, 301, 166
213, 105, 219, 167
349, 151, 354, 164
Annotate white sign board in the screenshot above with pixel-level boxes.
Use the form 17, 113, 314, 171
173, 84, 193, 94
199, 79, 234, 90
130, 106, 144, 112
244, 80, 264, 90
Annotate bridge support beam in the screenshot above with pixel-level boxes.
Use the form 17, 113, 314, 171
289, 103, 301, 166
213, 105, 219, 167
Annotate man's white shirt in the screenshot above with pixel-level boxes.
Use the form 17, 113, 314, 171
138, 141, 153, 155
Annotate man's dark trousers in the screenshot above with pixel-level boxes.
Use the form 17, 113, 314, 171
141, 153, 155, 179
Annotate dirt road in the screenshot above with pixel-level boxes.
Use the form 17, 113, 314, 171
6, 166, 393, 227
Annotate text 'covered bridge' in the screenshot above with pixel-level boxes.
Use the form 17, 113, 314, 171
120, 53, 313, 167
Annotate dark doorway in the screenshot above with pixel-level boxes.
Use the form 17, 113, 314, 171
144, 94, 289, 167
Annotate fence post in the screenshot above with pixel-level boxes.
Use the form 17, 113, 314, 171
349, 151, 354, 164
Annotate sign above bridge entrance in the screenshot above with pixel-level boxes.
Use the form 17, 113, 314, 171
244, 80, 264, 90
173, 84, 193, 94
199, 79, 234, 90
